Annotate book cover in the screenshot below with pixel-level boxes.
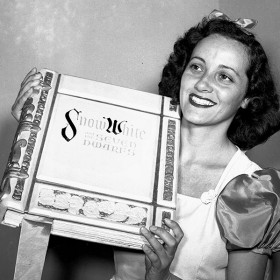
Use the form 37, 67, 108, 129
0, 69, 180, 249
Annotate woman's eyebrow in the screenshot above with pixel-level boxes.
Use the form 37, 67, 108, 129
190, 56, 205, 63
219, 65, 240, 78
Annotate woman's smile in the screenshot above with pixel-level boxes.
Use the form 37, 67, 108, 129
189, 93, 217, 108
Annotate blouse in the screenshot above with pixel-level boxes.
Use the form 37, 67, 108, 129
112, 149, 280, 280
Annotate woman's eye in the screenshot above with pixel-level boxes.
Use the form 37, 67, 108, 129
189, 64, 202, 72
218, 73, 233, 83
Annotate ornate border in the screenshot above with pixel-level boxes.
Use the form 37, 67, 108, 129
163, 119, 176, 201
37, 188, 148, 226
0, 72, 53, 201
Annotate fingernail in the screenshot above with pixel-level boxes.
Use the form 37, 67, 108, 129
142, 244, 149, 251
149, 225, 157, 231
140, 227, 148, 234
40, 81, 50, 87
164, 218, 171, 223
34, 85, 50, 92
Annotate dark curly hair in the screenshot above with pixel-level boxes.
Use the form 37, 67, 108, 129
159, 17, 280, 150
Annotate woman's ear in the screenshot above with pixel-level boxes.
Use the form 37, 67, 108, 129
241, 98, 250, 109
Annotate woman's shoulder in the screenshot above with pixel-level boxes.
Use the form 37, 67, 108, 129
233, 148, 262, 173
218, 148, 261, 191
216, 168, 280, 256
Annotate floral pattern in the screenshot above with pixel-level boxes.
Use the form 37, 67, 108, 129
37, 188, 147, 226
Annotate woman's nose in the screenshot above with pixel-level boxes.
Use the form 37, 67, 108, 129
194, 74, 213, 93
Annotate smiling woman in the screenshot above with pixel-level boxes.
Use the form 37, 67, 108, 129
150, 10, 280, 280
111, 11, 280, 280
10, 9, 280, 280
179, 34, 250, 130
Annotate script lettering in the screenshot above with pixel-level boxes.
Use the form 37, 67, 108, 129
103, 117, 127, 135
61, 109, 81, 142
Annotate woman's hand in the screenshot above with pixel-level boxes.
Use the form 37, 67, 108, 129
11, 67, 51, 121
140, 219, 184, 280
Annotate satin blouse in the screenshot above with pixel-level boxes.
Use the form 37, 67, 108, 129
112, 149, 280, 280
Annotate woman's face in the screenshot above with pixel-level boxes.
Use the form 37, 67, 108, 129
180, 34, 249, 129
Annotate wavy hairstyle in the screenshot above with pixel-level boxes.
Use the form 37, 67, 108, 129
159, 17, 280, 150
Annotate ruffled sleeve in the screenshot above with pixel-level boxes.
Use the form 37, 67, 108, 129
216, 168, 280, 256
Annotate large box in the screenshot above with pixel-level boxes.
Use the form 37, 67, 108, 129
0, 69, 180, 249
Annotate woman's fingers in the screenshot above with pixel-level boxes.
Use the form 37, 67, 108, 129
140, 227, 172, 266
141, 227, 167, 255
140, 221, 184, 277
149, 227, 177, 257
141, 220, 184, 258
12, 68, 51, 121
163, 219, 184, 244
12, 79, 40, 121
20, 67, 37, 88
142, 243, 161, 268
18, 68, 42, 99
18, 78, 41, 99
11, 88, 32, 120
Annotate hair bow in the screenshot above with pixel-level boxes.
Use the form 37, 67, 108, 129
207, 9, 257, 35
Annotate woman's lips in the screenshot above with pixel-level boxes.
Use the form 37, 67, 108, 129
189, 93, 216, 108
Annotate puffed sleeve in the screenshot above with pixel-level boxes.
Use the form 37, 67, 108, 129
216, 168, 280, 256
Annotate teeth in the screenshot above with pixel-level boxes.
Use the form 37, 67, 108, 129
191, 96, 214, 106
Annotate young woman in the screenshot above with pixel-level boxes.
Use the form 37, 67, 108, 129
137, 11, 280, 280
12, 10, 280, 280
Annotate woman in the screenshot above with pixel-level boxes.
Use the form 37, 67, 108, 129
12, 10, 280, 280
137, 11, 280, 280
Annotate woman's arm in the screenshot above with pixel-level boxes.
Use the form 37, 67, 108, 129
272, 251, 280, 279
227, 250, 268, 280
